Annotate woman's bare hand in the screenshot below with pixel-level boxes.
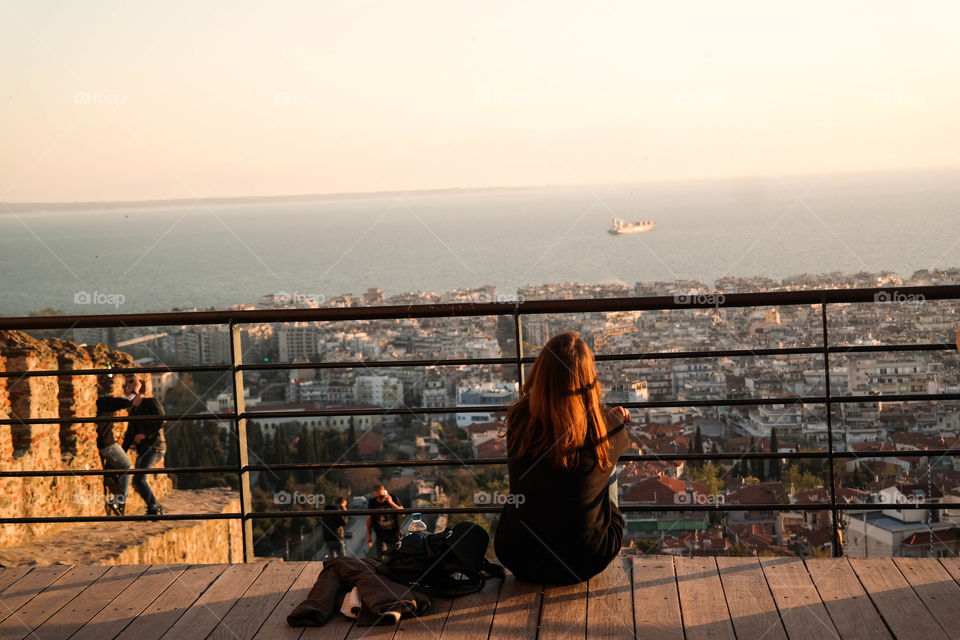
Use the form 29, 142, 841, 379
611, 405, 631, 424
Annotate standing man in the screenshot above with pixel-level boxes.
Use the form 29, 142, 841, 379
122, 380, 166, 516
321, 497, 349, 558
366, 484, 403, 557
96, 376, 142, 515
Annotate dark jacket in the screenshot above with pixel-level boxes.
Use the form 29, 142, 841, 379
321, 505, 349, 541
95, 396, 134, 450
288, 556, 430, 627
122, 397, 167, 455
368, 497, 402, 539
494, 407, 630, 584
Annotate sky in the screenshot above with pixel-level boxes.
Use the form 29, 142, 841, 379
1, 0, 958, 203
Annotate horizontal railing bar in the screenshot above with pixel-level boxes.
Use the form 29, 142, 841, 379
239, 356, 517, 371
2, 285, 959, 330
0, 466, 238, 478
5, 390, 960, 426
234, 448, 960, 471
0, 412, 237, 426
829, 343, 957, 354
2, 501, 952, 525
2, 342, 956, 382
8, 446, 957, 479
0, 364, 232, 379
0, 513, 242, 524
244, 503, 956, 517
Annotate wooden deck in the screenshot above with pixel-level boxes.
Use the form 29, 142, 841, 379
2, 556, 960, 640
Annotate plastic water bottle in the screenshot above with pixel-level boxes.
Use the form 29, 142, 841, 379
408, 513, 427, 534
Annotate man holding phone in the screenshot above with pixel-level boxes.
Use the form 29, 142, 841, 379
366, 484, 403, 557
96, 376, 143, 515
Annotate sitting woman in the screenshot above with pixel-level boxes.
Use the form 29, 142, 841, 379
494, 331, 630, 584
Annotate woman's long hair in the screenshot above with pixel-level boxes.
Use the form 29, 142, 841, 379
505, 331, 612, 470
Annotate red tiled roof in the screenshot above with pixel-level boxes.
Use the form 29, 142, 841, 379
902, 530, 960, 546
622, 476, 686, 503
476, 437, 506, 457
727, 483, 783, 505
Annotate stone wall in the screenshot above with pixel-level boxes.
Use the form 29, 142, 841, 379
0, 330, 173, 548
0, 489, 243, 566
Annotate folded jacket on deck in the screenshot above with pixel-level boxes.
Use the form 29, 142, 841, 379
287, 556, 430, 627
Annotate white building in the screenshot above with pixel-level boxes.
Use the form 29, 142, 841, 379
456, 382, 518, 428
354, 375, 404, 408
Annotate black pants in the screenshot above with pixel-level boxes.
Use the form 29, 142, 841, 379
325, 537, 345, 558
374, 531, 400, 557
287, 556, 429, 626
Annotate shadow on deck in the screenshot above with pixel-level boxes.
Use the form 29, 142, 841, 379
1, 555, 959, 639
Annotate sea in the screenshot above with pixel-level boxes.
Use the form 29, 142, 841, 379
1, 168, 959, 316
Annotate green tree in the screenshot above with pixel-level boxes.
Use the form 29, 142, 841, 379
685, 462, 723, 496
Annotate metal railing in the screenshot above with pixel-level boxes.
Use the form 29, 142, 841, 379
1, 285, 960, 559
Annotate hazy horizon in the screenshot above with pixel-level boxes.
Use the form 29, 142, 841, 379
3, 165, 958, 208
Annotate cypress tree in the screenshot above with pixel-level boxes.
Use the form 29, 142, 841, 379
769, 427, 782, 482
694, 425, 704, 470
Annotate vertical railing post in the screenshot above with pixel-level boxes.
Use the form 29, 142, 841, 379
820, 300, 841, 556
230, 321, 255, 561
513, 305, 525, 389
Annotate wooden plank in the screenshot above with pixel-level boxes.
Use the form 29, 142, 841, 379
805, 558, 892, 640
159, 562, 265, 640
251, 561, 322, 640
487, 575, 541, 640
716, 556, 787, 640
938, 556, 960, 585
438, 575, 501, 640
0, 565, 71, 626
631, 556, 682, 640
29, 564, 148, 640
70, 565, 189, 640
850, 558, 950, 640
587, 557, 633, 640
0, 568, 33, 600
675, 556, 735, 640
539, 579, 587, 640
115, 564, 228, 640
759, 557, 837, 640
208, 562, 306, 640
895, 558, 960, 640
389, 596, 452, 640
0, 565, 108, 640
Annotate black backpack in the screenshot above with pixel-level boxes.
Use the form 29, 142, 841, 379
377, 522, 505, 597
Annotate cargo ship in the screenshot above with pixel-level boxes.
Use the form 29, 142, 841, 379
608, 218, 655, 235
